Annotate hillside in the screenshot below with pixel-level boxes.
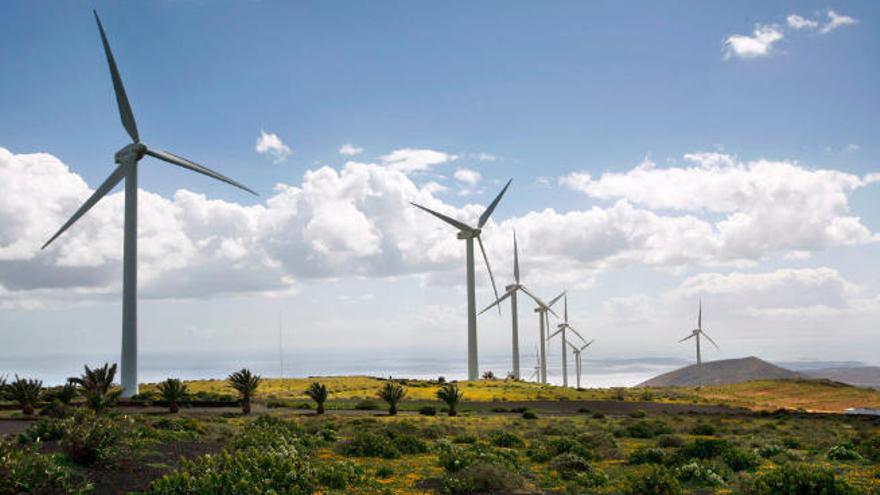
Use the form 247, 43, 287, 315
637, 356, 800, 387
696, 379, 880, 413
804, 366, 880, 389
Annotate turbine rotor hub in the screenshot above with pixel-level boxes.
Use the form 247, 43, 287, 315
115, 143, 147, 164
457, 228, 481, 240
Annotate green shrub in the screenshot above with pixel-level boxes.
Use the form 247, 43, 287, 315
857, 435, 880, 462
549, 452, 592, 480
691, 422, 716, 435
826, 444, 862, 461
722, 446, 761, 471
592, 411, 605, 419
143, 446, 315, 495
521, 410, 538, 420
625, 465, 682, 495
0, 440, 92, 494
151, 417, 206, 435
442, 462, 524, 495
678, 438, 730, 460
489, 430, 524, 448
419, 405, 437, 416
629, 447, 667, 465
621, 419, 673, 439
391, 434, 428, 455
452, 434, 478, 444
375, 466, 394, 478
743, 464, 857, 495
435, 442, 518, 473
676, 461, 725, 487
656, 434, 685, 448
757, 443, 786, 458
39, 399, 73, 419
228, 415, 307, 452
60, 410, 124, 466
629, 409, 647, 418
17, 418, 65, 444
316, 460, 363, 490
338, 431, 400, 459
354, 399, 379, 410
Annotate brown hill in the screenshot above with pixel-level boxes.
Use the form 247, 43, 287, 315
804, 367, 880, 389
638, 356, 800, 387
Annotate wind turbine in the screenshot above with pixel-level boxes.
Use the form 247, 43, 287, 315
411, 180, 511, 381
478, 231, 545, 380
678, 299, 719, 386
532, 291, 565, 384
41, 11, 257, 397
567, 339, 594, 389
526, 347, 541, 382
547, 295, 586, 387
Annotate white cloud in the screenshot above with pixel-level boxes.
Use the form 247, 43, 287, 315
380, 148, 458, 174
724, 24, 784, 60
787, 15, 819, 30
821, 10, 857, 34
475, 152, 497, 162
844, 143, 861, 153
339, 143, 364, 156
453, 168, 481, 187
2, 146, 878, 310
255, 130, 292, 163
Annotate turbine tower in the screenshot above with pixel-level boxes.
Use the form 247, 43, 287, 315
532, 291, 565, 384
547, 295, 586, 387
41, 11, 257, 397
678, 299, 720, 386
478, 231, 545, 380
567, 339, 594, 389
526, 347, 541, 382
411, 180, 511, 380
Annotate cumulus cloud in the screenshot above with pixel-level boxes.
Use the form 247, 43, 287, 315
339, 143, 363, 156
255, 130, 292, 163
787, 15, 818, 30
380, 148, 458, 174
453, 168, 481, 186
474, 152, 497, 162
821, 10, 857, 34
724, 24, 783, 60
2, 146, 878, 309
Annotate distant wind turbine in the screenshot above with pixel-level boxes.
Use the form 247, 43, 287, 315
567, 339, 594, 389
678, 299, 719, 385
547, 295, 586, 387
411, 180, 512, 381
526, 347, 541, 382
41, 11, 257, 397
532, 291, 565, 384
478, 231, 546, 380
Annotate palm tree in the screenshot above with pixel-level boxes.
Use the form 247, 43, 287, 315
377, 381, 406, 416
436, 382, 463, 417
157, 378, 188, 413
227, 368, 261, 415
7, 375, 42, 416
69, 363, 122, 414
305, 382, 329, 414
0, 375, 6, 400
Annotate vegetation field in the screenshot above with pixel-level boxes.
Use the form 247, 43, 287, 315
140, 375, 880, 413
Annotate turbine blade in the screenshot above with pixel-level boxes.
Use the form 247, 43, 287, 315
547, 328, 562, 340
567, 325, 586, 343
547, 306, 560, 319
42, 162, 130, 249
94, 11, 139, 143
547, 291, 566, 308
564, 294, 568, 322
567, 341, 579, 352
518, 286, 546, 308
410, 202, 472, 232
478, 289, 513, 316
701, 331, 720, 350
145, 148, 258, 196
477, 236, 501, 315
698, 298, 702, 330
581, 339, 595, 350
678, 334, 695, 343
477, 178, 512, 228
513, 230, 520, 284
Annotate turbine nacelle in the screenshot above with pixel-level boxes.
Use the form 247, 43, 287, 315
115, 143, 147, 164
456, 228, 481, 240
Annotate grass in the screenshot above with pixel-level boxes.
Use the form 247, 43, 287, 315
136, 376, 880, 413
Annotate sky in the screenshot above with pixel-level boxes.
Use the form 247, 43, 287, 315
1, 1, 879, 386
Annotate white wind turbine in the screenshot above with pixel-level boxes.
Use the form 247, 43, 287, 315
41, 11, 257, 397
411, 180, 511, 381
478, 231, 546, 380
547, 295, 586, 387
526, 347, 541, 382
567, 339, 594, 389
532, 291, 565, 384
678, 299, 719, 385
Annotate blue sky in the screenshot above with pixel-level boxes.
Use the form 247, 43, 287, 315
1, 2, 878, 385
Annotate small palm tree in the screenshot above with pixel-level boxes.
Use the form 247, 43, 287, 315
157, 378, 188, 413
8, 375, 42, 415
378, 381, 406, 416
436, 382, 463, 417
0, 375, 6, 400
227, 368, 261, 414
69, 363, 122, 414
56, 381, 78, 404
305, 382, 329, 414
